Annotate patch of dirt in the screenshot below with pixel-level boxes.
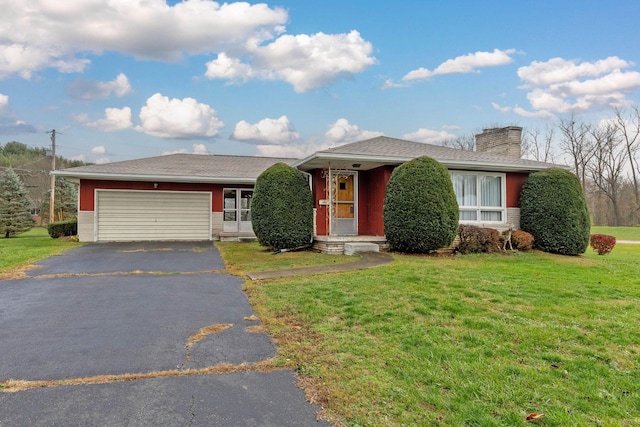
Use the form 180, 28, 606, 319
0, 264, 39, 280
186, 324, 233, 348
0, 358, 285, 392
244, 315, 259, 321
245, 325, 266, 333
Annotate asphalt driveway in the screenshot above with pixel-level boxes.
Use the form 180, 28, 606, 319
0, 242, 329, 426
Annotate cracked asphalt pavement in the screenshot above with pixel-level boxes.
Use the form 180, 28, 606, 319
0, 242, 330, 426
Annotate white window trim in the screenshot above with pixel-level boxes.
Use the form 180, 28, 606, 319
450, 171, 507, 225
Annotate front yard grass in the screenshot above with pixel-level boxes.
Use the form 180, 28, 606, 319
219, 243, 640, 426
0, 227, 82, 275
215, 241, 353, 275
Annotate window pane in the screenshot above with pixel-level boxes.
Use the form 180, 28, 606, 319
240, 191, 252, 209
452, 174, 477, 207
459, 210, 477, 221
481, 211, 502, 221
480, 176, 501, 207
240, 210, 251, 221
224, 211, 237, 221
224, 190, 237, 209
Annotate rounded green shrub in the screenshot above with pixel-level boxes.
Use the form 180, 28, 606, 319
520, 168, 590, 255
251, 163, 314, 250
384, 156, 459, 253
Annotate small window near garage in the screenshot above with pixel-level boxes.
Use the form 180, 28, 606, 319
451, 172, 505, 223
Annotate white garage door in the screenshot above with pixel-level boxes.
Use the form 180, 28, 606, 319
96, 190, 211, 241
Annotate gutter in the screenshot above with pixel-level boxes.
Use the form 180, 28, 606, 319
51, 170, 257, 184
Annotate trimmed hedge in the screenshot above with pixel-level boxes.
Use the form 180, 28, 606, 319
384, 156, 459, 253
48, 219, 77, 238
456, 225, 503, 254
511, 230, 534, 251
590, 234, 616, 255
251, 163, 314, 250
520, 168, 590, 256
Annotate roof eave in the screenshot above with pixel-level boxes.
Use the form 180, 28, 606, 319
294, 152, 558, 173
52, 170, 257, 184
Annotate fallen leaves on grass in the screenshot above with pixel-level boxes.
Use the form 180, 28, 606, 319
526, 413, 546, 421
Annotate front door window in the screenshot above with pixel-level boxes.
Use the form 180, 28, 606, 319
330, 171, 357, 235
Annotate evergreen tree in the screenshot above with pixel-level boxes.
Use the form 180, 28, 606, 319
0, 168, 35, 238
40, 178, 78, 222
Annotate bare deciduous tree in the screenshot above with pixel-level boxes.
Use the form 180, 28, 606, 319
588, 121, 628, 226
440, 133, 476, 151
614, 107, 640, 211
558, 115, 594, 192
522, 125, 556, 162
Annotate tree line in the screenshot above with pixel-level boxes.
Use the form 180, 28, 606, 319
0, 141, 85, 223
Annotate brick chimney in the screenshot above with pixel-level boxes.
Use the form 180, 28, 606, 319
475, 126, 522, 158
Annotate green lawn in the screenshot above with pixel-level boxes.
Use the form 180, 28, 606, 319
221, 244, 640, 426
0, 227, 82, 274
591, 226, 640, 241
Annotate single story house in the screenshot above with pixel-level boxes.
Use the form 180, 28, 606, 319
55, 126, 555, 253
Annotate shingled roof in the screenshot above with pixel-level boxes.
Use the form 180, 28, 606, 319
54, 153, 297, 183
294, 136, 556, 172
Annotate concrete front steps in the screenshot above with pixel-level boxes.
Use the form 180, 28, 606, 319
313, 236, 387, 255
344, 242, 380, 256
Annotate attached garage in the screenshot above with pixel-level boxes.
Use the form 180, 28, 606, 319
96, 190, 211, 242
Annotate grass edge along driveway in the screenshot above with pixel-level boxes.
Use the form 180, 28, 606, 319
219, 242, 640, 427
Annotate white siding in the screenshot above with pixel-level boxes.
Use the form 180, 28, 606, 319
77, 211, 95, 242
96, 190, 211, 241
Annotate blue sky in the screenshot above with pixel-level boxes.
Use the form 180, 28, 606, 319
1, 0, 639, 164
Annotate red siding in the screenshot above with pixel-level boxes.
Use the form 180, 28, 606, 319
506, 173, 529, 208
312, 169, 328, 236
358, 166, 393, 236
79, 180, 252, 212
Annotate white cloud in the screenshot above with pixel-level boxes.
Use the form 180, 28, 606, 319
137, 93, 224, 139
66, 73, 132, 100
85, 107, 133, 132
491, 102, 512, 113
0, 1, 287, 79
162, 143, 210, 155
515, 56, 640, 115
255, 144, 310, 158
0, 93, 8, 113
205, 53, 254, 81
402, 49, 516, 82
325, 118, 383, 144
402, 128, 456, 144
231, 115, 300, 144
91, 146, 106, 155
380, 78, 408, 90
205, 30, 376, 92
70, 154, 85, 162
518, 56, 631, 87
95, 157, 111, 165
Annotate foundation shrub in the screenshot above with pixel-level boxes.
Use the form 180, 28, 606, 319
251, 163, 314, 251
383, 156, 459, 253
456, 225, 500, 254
511, 230, 534, 251
520, 168, 590, 256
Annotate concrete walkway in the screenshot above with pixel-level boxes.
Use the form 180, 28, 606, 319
247, 251, 394, 280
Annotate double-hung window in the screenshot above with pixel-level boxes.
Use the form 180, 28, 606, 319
450, 172, 505, 223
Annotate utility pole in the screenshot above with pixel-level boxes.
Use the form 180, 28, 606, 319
47, 129, 56, 224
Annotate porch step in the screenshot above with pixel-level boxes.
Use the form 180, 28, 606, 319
344, 242, 380, 256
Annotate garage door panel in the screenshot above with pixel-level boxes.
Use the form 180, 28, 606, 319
97, 191, 211, 241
